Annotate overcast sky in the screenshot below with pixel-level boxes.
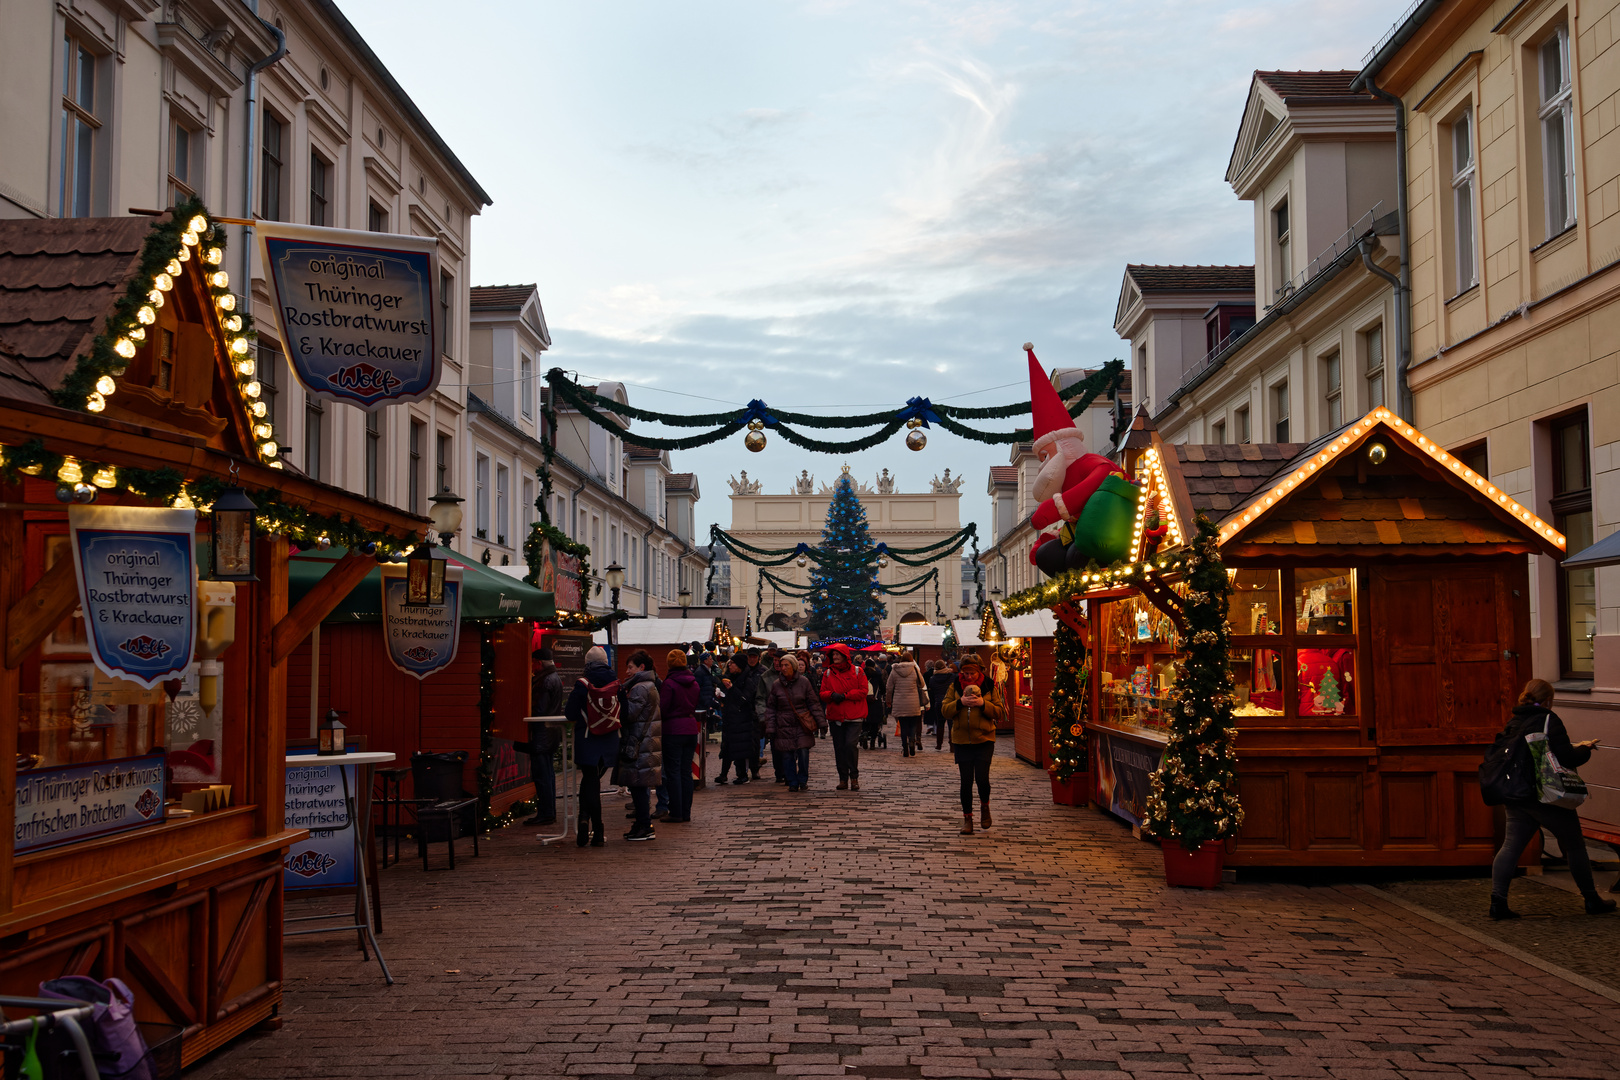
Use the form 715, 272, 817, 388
344, 0, 1403, 553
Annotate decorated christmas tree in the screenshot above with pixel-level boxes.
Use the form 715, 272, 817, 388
806, 471, 886, 640
1141, 514, 1245, 849
1315, 670, 1342, 714
1047, 620, 1089, 780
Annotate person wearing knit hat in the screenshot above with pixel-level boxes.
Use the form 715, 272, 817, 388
1022, 343, 1138, 577
563, 645, 622, 846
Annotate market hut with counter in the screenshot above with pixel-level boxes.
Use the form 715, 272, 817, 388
0, 210, 426, 1059
1008, 405, 1563, 867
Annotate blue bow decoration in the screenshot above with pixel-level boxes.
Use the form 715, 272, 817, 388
896, 396, 939, 428
733, 399, 777, 427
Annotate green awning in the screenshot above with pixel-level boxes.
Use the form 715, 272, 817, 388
288, 548, 556, 623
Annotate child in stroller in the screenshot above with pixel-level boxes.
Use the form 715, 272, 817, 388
860, 659, 887, 750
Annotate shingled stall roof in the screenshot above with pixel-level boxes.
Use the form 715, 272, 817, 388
1159, 409, 1565, 560
0, 217, 150, 404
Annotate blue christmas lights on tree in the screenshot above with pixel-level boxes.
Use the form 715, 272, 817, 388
806, 471, 887, 641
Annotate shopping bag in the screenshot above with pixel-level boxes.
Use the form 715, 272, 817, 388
1526, 718, 1589, 808
38, 976, 152, 1080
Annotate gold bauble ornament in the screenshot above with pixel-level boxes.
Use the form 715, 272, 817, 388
744, 429, 767, 452
905, 428, 927, 451
906, 417, 922, 429
748, 419, 765, 431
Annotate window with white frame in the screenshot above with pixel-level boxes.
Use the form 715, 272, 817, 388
1540, 25, 1576, 238
1273, 199, 1291, 298
1364, 325, 1385, 409
310, 151, 331, 227
1273, 382, 1290, 441
365, 411, 381, 500
260, 112, 285, 221
1452, 108, 1478, 290
1235, 405, 1250, 444
59, 34, 101, 218
169, 122, 197, 206
520, 354, 533, 418
522, 477, 534, 528
1323, 351, 1342, 431
496, 463, 508, 545
304, 396, 324, 481
409, 420, 424, 514
1211, 419, 1226, 445
475, 453, 490, 538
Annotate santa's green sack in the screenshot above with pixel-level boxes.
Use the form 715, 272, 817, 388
1067, 474, 1139, 568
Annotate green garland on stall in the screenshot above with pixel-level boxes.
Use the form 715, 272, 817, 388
544, 361, 1124, 452
1000, 546, 1195, 617
0, 440, 419, 553
1139, 515, 1244, 850
521, 519, 593, 590
1047, 621, 1089, 781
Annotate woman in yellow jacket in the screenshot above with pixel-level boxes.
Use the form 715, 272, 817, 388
942, 651, 1005, 835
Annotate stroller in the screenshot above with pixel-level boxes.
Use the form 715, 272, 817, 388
859, 662, 887, 750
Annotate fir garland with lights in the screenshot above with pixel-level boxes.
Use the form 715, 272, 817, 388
521, 519, 593, 590
1046, 619, 1089, 781
1139, 515, 1244, 849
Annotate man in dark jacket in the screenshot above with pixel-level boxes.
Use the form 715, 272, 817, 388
525, 649, 566, 825
927, 661, 955, 750
564, 646, 621, 847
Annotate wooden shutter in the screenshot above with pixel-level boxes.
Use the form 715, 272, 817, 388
1370, 562, 1519, 745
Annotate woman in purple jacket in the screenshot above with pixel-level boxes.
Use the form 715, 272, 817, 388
660, 650, 703, 823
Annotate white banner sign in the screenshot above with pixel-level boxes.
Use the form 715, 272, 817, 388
257, 222, 442, 410
380, 563, 463, 679
68, 505, 197, 690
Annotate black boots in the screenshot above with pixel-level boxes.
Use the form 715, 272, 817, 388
1488, 894, 1519, 920
1585, 894, 1617, 915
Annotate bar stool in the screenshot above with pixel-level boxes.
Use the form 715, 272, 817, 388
374, 766, 410, 867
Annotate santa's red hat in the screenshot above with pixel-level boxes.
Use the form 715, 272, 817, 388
1026, 343, 1085, 454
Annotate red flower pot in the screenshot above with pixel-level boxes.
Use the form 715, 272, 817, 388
1161, 840, 1225, 888
1049, 772, 1087, 806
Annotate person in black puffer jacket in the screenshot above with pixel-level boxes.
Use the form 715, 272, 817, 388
1489, 678, 1617, 920
716, 658, 757, 784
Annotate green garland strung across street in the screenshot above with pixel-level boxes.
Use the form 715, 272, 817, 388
706, 522, 981, 614
1140, 516, 1244, 850
755, 566, 944, 624
544, 361, 1124, 452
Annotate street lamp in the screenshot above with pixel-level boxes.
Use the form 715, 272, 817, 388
429, 490, 464, 547
605, 562, 625, 666
678, 585, 693, 618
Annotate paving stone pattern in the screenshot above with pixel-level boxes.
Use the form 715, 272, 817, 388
1380, 875, 1620, 993
193, 739, 1620, 1079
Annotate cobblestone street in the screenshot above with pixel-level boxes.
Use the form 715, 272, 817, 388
193, 740, 1620, 1079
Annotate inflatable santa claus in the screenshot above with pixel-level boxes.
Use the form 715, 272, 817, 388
1023, 344, 1140, 577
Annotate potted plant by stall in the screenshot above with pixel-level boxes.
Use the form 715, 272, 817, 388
1141, 516, 1244, 888
1046, 620, 1089, 805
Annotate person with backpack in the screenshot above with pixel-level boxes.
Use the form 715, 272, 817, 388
660, 650, 703, 823
818, 644, 868, 790
1486, 678, 1617, 919
886, 651, 929, 757
619, 650, 663, 842
564, 645, 621, 847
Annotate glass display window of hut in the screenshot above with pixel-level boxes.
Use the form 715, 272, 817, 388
1097, 591, 1184, 732
1006, 638, 1034, 708
1224, 565, 1358, 722
15, 523, 232, 855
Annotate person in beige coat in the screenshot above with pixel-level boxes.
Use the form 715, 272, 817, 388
885, 653, 929, 757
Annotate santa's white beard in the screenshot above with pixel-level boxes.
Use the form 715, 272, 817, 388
1032, 439, 1083, 502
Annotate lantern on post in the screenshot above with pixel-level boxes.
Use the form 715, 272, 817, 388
429, 490, 465, 547
210, 486, 259, 581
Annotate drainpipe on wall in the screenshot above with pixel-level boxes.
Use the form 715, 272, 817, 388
241, 10, 287, 311
641, 524, 656, 617
1358, 233, 1407, 420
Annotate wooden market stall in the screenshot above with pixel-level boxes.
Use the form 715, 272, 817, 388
284, 549, 554, 819
0, 212, 428, 1059
897, 623, 948, 671
995, 604, 1056, 770
1044, 406, 1560, 867
592, 617, 727, 677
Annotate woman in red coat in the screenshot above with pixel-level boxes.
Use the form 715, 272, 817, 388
818, 644, 869, 791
